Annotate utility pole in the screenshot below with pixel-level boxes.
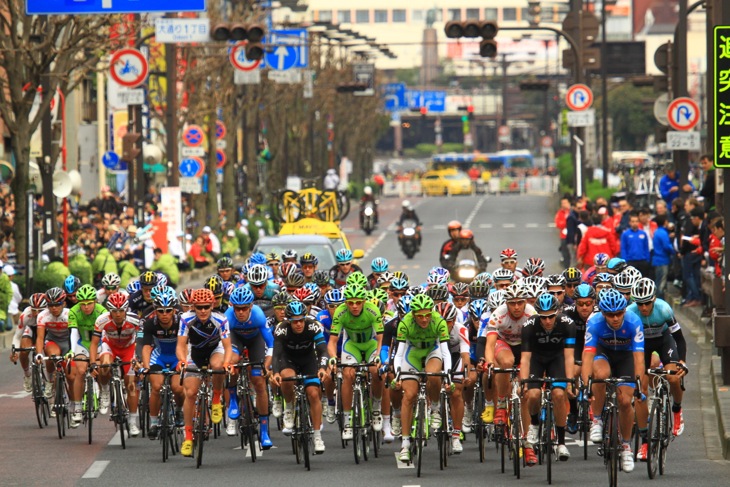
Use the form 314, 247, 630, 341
674, 0, 690, 195
600, 0, 610, 188
165, 12, 179, 187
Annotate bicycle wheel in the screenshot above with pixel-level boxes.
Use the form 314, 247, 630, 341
608, 407, 619, 487
139, 377, 149, 438
114, 381, 127, 450
474, 386, 486, 463
512, 401, 521, 479
294, 402, 303, 465
500, 425, 506, 473
336, 376, 346, 449
301, 395, 311, 471
580, 398, 589, 460
244, 391, 258, 462
439, 398, 448, 470
659, 396, 670, 475
545, 401, 553, 485
33, 366, 46, 429
647, 399, 660, 479
161, 390, 170, 463
196, 390, 208, 469
416, 398, 426, 478
85, 375, 94, 445
352, 387, 362, 464
55, 375, 65, 440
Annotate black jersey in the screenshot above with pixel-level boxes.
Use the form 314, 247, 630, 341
142, 314, 181, 356
561, 304, 594, 355
129, 290, 155, 320
521, 313, 576, 357
272, 318, 329, 371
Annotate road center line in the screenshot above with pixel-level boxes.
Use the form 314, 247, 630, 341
82, 460, 110, 479
107, 431, 121, 446
463, 196, 486, 228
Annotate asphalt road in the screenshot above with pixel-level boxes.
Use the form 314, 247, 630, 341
1, 194, 728, 486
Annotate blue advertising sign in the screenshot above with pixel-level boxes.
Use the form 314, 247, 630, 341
383, 83, 407, 112
27, 0, 207, 14
407, 90, 447, 113
261, 29, 308, 70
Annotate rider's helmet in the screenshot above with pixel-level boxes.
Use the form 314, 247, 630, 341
631, 278, 656, 304
562, 267, 582, 285
573, 283, 596, 300
101, 273, 121, 289
300, 252, 319, 266
313, 270, 332, 287
45, 287, 66, 305
597, 288, 628, 313
346, 271, 368, 289
30, 293, 49, 310
106, 292, 130, 311
469, 299, 488, 320
594, 253, 610, 267
459, 229, 474, 240
247, 264, 269, 286
487, 290, 506, 310
363, 186, 373, 195
285, 301, 307, 319
534, 293, 559, 315
272, 291, 295, 308
435, 302, 458, 322
402, 200, 412, 210
426, 284, 449, 302
410, 294, 434, 312
217, 256, 234, 270
139, 270, 159, 287
500, 248, 518, 261
522, 257, 546, 277
64, 275, 81, 294
76, 284, 97, 302
230, 287, 255, 306
343, 285, 368, 300
335, 249, 353, 264
324, 288, 345, 306
447, 220, 462, 233
370, 257, 389, 273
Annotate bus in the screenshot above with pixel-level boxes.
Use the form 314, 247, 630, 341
431, 150, 534, 172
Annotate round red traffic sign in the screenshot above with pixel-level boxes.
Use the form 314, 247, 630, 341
229, 41, 261, 71
182, 124, 204, 147
109, 49, 148, 88
216, 149, 227, 169
193, 157, 205, 178
216, 120, 226, 140
666, 97, 700, 131
541, 136, 553, 148
565, 84, 593, 111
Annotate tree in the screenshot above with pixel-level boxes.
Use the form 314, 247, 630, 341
0, 2, 117, 268
598, 83, 655, 151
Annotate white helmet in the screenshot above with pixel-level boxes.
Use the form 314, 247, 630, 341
402, 200, 412, 210
364, 186, 372, 195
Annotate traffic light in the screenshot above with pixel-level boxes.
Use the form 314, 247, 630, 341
211, 23, 266, 60
420, 106, 427, 117
121, 132, 141, 163
527, 1, 542, 26
444, 21, 498, 58
458, 105, 475, 121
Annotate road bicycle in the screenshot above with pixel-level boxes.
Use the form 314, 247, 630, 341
138, 372, 150, 438
12, 346, 50, 429
97, 358, 136, 449
145, 367, 180, 462
180, 365, 226, 468
574, 363, 591, 461
43, 355, 71, 440
489, 367, 523, 479
341, 361, 380, 464
332, 366, 347, 449
646, 367, 684, 479
74, 357, 98, 445
436, 372, 461, 471
469, 369, 493, 463
282, 374, 318, 471
230, 360, 264, 462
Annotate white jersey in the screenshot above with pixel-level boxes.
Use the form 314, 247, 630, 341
485, 303, 536, 346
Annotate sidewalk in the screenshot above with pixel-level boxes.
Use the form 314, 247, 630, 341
668, 286, 730, 460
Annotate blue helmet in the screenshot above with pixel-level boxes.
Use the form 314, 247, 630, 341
150, 284, 167, 300
534, 293, 559, 314
397, 294, 413, 316
248, 252, 267, 266
154, 288, 178, 308
593, 272, 614, 285
597, 288, 628, 313
230, 287, 254, 306
324, 288, 345, 305
127, 280, 142, 294
573, 283, 596, 300
389, 277, 409, 291
594, 253, 610, 266
370, 257, 389, 273
469, 299, 488, 320
285, 301, 307, 318
427, 266, 450, 286
335, 249, 353, 263
64, 275, 81, 294
607, 257, 627, 274
222, 281, 235, 298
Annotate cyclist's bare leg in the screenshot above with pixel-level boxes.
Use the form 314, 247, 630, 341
590, 359, 610, 418
307, 384, 322, 430
617, 386, 635, 441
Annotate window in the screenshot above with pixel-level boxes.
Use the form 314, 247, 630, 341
503, 8, 517, 21
448, 9, 461, 21
337, 10, 351, 24
520, 8, 529, 21
392, 9, 406, 23
466, 8, 480, 20
412, 9, 425, 23
484, 8, 498, 21
355, 9, 370, 23
318, 10, 332, 23
374, 9, 388, 23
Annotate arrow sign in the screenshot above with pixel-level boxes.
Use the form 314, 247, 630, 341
667, 97, 700, 131
565, 84, 593, 111
266, 45, 298, 71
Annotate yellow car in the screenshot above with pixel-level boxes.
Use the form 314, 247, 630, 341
420, 170, 473, 196
277, 218, 364, 259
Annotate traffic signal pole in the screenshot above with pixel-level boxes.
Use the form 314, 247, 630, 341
674, 0, 690, 196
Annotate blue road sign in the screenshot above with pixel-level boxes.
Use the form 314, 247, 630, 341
406, 90, 447, 113
261, 29, 308, 70
102, 151, 120, 169
179, 158, 201, 178
27, 0, 206, 14
383, 83, 407, 112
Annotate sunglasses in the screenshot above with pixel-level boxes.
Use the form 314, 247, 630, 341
79, 301, 95, 306
156, 308, 174, 314
575, 301, 594, 308
326, 303, 340, 308
104, 286, 118, 290
347, 299, 365, 306
290, 317, 305, 323
603, 311, 625, 318
539, 313, 558, 320
548, 290, 565, 296
195, 305, 212, 311
414, 312, 432, 319
251, 283, 266, 288
339, 262, 352, 266
502, 259, 517, 265
273, 305, 286, 311
636, 301, 653, 307
390, 291, 405, 298
234, 305, 252, 312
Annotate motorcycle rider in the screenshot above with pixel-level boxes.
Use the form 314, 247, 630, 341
445, 229, 489, 273
439, 220, 462, 269
359, 186, 379, 227
397, 200, 422, 248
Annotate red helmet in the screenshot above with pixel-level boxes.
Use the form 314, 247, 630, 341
447, 220, 462, 231
500, 248, 518, 261
106, 292, 129, 311
459, 229, 474, 239
292, 287, 315, 304
191, 288, 215, 305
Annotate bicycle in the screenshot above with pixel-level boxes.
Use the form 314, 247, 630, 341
341, 361, 380, 464
469, 369, 492, 463
332, 367, 347, 448
646, 367, 684, 479
74, 357, 98, 445
282, 374, 318, 471
180, 365, 226, 468
230, 360, 264, 462
43, 355, 71, 440
146, 367, 180, 462
138, 372, 150, 438
574, 362, 591, 461
436, 372, 460, 471
489, 367, 523, 479
97, 358, 136, 450
12, 346, 50, 429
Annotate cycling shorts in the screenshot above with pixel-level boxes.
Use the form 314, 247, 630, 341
643, 331, 677, 370
186, 342, 225, 376
275, 353, 320, 387
526, 353, 567, 390
44, 335, 71, 357
594, 347, 635, 388
150, 349, 179, 370
401, 344, 441, 381
231, 333, 266, 376
341, 337, 378, 366
495, 339, 522, 366
100, 341, 136, 376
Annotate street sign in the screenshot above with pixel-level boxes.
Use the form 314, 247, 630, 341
216, 140, 227, 150
27, 0, 206, 14
268, 70, 302, 84
114, 88, 144, 106
109, 49, 148, 88
715, 26, 730, 168
179, 177, 202, 194
179, 158, 201, 178
383, 83, 407, 112
666, 97, 700, 131
234, 69, 261, 85
229, 42, 261, 71
666, 131, 701, 151
155, 18, 210, 44
303, 70, 314, 99
541, 136, 553, 148
182, 125, 204, 147
565, 84, 593, 111
261, 29, 309, 70
498, 125, 511, 144
567, 109, 596, 127
181, 147, 205, 157
406, 90, 446, 113
216, 121, 226, 140
102, 151, 127, 171
654, 93, 670, 126
353, 63, 375, 97
266, 45, 298, 71
216, 149, 227, 169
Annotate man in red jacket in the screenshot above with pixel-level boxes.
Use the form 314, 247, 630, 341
555, 197, 571, 265
576, 214, 619, 270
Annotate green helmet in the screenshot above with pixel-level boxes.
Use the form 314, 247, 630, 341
346, 271, 368, 289
410, 294, 435, 312
344, 285, 368, 300
369, 287, 389, 305
76, 284, 97, 302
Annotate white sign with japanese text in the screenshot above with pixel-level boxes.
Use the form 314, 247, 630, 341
155, 18, 210, 44
666, 131, 701, 151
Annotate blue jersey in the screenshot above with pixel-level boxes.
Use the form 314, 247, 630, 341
316, 308, 343, 354
243, 282, 280, 299
626, 299, 680, 339
179, 311, 229, 349
584, 311, 644, 353
225, 305, 274, 349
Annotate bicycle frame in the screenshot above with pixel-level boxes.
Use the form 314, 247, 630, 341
282, 374, 318, 471
646, 368, 678, 479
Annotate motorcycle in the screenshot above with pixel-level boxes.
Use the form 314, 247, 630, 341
451, 248, 480, 283
399, 219, 420, 259
361, 202, 376, 235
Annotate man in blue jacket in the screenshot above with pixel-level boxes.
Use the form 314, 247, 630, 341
620, 211, 652, 278
659, 165, 694, 207
651, 214, 674, 299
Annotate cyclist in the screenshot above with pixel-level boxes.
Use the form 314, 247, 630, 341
129, 270, 158, 320
300, 252, 319, 283
244, 264, 280, 318
64, 275, 81, 309
204, 274, 227, 313
492, 268, 515, 291
97, 273, 124, 306
141, 288, 184, 440
627, 278, 687, 461
439, 220, 462, 269
268, 291, 292, 330
562, 267, 583, 305
282, 249, 298, 265
499, 248, 520, 274
367, 257, 389, 289
392, 294, 451, 462
545, 274, 568, 308
68, 285, 107, 427
176, 288, 232, 457
582, 288, 645, 473
265, 252, 282, 281
225, 286, 274, 446
35, 287, 71, 400
316, 288, 345, 423
450, 282, 470, 315
283, 270, 306, 296
328, 249, 363, 288
89, 292, 142, 435
521, 292, 576, 464
584, 252, 610, 285
312, 270, 333, 308
216, 257, 236, 283
178, 289, 195, 314
327, 285, 384, 440
270, 300, 329, 454
439, 301, 471, 454
10, 293, 47, 392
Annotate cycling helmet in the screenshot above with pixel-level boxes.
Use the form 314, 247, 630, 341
30, 293, 48, 310
475, 272, 493, 287
402, 200, 412, 210
101, 273, 121, 288
612, 271, 637, 291
312, 270, 332, 287
154, 288, 178, 308
369, 288, 389, 305
282, 249, 298, 261
392, 271, 410, 283
545, 274, 567, 288
204, 275, 224, 296
435, 302, 458, 322
285, 301, 307, 318
597, 288, 628, 313
397, 295, 413, 315
364, 186, 373, 195
272, 291, 294, 307
426, 284, 449, 302
492, 268, 514, 282
623, 266, 643, 282
370, 257, 389, 273
607, 257, 628, 274
284, 272, 306, 289
265, 252, 281, 263
459, 229, 474, 240
562, 267, 582, 285
427, 266, 451, 286
247, 264, 269, 286
76, 284, 97, 302
450, 282, 469, 297
631, 277, 656, 304
468, 279, 490, 299
447, 220, 462, 231
410, 294, 435, 312
522, 257, 546, 277
230, 287, 255, 306
345, 271, 368, 289
64, 275, 81, 294
408, 285, 426, 296
140, 270, 159, 287
126, 280, 142, 294
302, 283, 321, 302
324, 288, 345, 306
106, 292, 129, 311
191, 288, 215, 305
389, 277, 409, 291
573, 283, 596, 300
46, 287, 66, 305
376, 272, 395, 288
593, 273, 614, 285
248, 252, 267, 266
504, 284, 528, 301
521, 276, 547, 298
156, 273, 169, 289
469, 299, 488, 320
239, 263, 251, 280
335, 249, 353, 263
150, 284, 167, 301
300, 252, 319, 266
534, 293, 559, 315
487, 290, 506, 310
500, 248, 518, 261
344, 285, 368, 300
217, 256, 234, 269
293, 286, 315, 304
594, 253, 610, 266
279, 262, 298, 279
179, 288, 194, 306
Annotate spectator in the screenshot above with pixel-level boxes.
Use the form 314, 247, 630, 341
189, 235, 212, 269
0, 262, 11, 331
653, 200, 673, 226
555, 196, 571, 265
699, 154, 716, 210
659, 164, 694, 207
168, 232, 190, 271
323, 168, 340, 190
637, 207, 657, 252
651, 214, 674, 300
201, 226, 221, 260
150, 248, 179, 288
614, 198, 633, 236
118, 251, 140, 288
3, 265, 20, 331
620, 211, 652, 278
708, 217, 725, 278
576, 213, 619, 270
679, 207, 705, 307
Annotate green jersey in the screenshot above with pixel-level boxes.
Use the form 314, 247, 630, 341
396, 311, 450, 350
330, 301, 383, 343
68, 302, 107, 346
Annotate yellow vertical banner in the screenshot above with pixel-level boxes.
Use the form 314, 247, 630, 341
113, 110, 129, 156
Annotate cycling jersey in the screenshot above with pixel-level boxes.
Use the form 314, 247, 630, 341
328, 263, 364, 288
225, 305, 273, 344
521, 314, 576, 357
394, 311, 451, 374
19, 308, 39, 338
560, 304, 592, 358
380, 315, 401, 365
93, 311, 141, 349
448, 322, 470, 375
68, 302, 107, 355
272, 318, 329, 369
179, 311, 229, 350
485, 303, 536, 346
584, 312, 644, 354
244, 282, 280, 316
142, 314, 181, 358
625, 299, 680, 339
37, 308, 71, 344
627, 298, 686, 365
330, 301, 383, 343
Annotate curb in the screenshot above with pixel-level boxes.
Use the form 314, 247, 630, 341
711, 356, 730, 459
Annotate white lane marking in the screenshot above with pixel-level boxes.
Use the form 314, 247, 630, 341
433, 225, 446, 230
525, 223, 539, 228
82, 460, 110, 479
246, 443, 264, 458
502, 223, 516, 228
0, 390, 30, 399
463, 196, 487, 228
108, 431, 121, 446
478, 223, 493, 229
395, 451, 414, 468
362, 231, 389, 260
547, 222, 556, 228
